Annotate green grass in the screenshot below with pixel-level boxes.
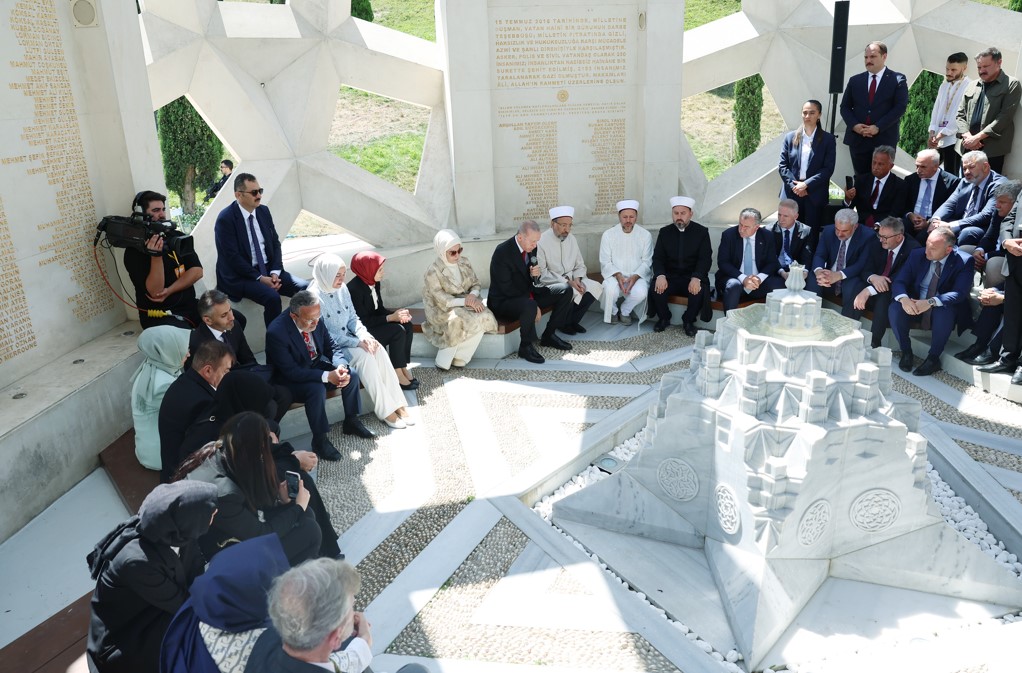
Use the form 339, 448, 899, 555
332, 131, 426, 192
971, 0, 1010, 7
685, 0, 741, 30
372, 0, 435, 41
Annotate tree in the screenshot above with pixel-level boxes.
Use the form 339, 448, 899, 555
1011, 0, 1022, 11
351, 0, 374, 21
899, 71, 942, 156
157, 96, 223, 215
733, 74, 763, 161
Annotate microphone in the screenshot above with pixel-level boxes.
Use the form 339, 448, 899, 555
529, 255, 542, 286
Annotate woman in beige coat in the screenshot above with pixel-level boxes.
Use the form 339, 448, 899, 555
422, 229, 497, 369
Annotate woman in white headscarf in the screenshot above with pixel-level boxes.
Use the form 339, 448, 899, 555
422, 229, 497, 369
130, 326, 191, 471
310, 254, 413, 429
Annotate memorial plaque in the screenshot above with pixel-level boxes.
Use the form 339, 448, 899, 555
490, 4, 637, 225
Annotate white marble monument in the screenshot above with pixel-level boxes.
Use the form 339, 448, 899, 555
552, 267, 1022, 669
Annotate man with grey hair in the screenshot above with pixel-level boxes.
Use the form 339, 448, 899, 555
714, 207, 784, 312
807, 208, 881, 318
902, 148, 959, 243
968, 180, 1022, 287
929, 150, 1004, 246
768, 198, 813, 278
842, 145, 906, 228
249, 557, 428, 673
266, 291, 374, 461
489, 219, 574, 364
956, 46, 1021, 174
852, 216, 920, 348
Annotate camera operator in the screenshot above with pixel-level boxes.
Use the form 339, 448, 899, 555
124, 191, 203, 329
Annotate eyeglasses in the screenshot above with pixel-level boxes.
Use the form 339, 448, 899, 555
877, 233, 902, 241
447, 247, 463, 256
239, 188, 264, 197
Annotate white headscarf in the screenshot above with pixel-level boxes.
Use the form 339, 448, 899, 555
433, 229, 463, 283
311, 253, 345, 296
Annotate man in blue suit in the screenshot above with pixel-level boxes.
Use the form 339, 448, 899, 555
265, 291, 375, 461
839, 41, 909, 174
889, 227, 975, 376
929, 150, 1004, 247
214, 173, 309, 326
807, 208, 881, 318
714, 208, 784, 312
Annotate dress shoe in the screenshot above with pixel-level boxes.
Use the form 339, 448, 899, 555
572, 323, 587, 334
870, 339, 883, 350
311, 434, 342, 461
683, 322, 697, 337
978, 359, 1018, 374
518, 344, 545, 364
400, 379, 420, 391
609, 312, 619, 324
342, 418, 376, 439
654, 318, 670, 333
541, 334, 573, 350
913, 355, 942, 377
966, 349, 998, 366
618, 313, 632, 326
1011, 367, 1022, 386
898, 351, 915, 372
559, 324, 578, 335
384, 417, 406, 430
954, 343, 985, 361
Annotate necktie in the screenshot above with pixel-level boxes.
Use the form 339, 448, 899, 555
866, 74, 877, 123
783, 229, 792, 257
922, 261, 942, 330
920, 178, 934, 219
966, 186, 980, 217
882, 250, 894, 277
302, 331, 317, 360
743, 238, 754, 276
834, 239, 848, 294
970, 84, 986, 134
867, 178, 881, 229
248, 214, 268, 276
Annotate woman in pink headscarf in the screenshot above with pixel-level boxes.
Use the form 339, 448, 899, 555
347, 251, 418, 390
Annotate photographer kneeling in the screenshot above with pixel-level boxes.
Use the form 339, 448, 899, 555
124, 190, 203, 329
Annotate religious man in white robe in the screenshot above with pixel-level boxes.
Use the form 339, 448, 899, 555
536, 205, 603, 334
599, 200, 653, 324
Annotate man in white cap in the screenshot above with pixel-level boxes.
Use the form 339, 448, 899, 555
535, 206, 603, 334
599, 199, 653, 324
650, 196, 713, 335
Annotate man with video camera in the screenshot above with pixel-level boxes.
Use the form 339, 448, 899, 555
124, 191, 204, 329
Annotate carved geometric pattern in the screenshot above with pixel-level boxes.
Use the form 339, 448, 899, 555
797, 499, 831, 546
714, 484, 740, 534
657, 458, 699, 501
849, 489, 901, 533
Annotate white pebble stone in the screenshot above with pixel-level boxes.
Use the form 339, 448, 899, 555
686, 632, 699, 641
697, 640, 713, 653
726, 650, 739, 663
711, 651, 724, 661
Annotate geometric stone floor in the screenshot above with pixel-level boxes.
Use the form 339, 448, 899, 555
3, 312, 1022, 673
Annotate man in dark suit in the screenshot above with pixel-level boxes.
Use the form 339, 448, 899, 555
777, 99, 836, 236
157, 339, 233, 482
214, 173, 309, 326
978, 193, 1022, 384
968, 180, 1021, 287
265, 291, 374, 461
852, 217, 921, 348
715, 208, 784, 312
842, 145, 906, 228
189, 289, 292, 420
807, 208, 882, 318
889, 227, 975, 376
650, 196, 713, 336
839, 41, 909, 174
769, 199, 814, 277
930, 150, 1003, 246
956, 47, 1021, 174
902, 149, 959, 244
488, 220, 573, 364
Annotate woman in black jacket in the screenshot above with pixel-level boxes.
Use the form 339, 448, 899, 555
189, 412, 322, 566
347, 251, 418, 389
87, 480, 218, 673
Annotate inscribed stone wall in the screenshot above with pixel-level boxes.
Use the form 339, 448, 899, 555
0, 0, 123, 387
490, 5, 636, 226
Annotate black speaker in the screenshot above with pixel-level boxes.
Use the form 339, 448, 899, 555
828, 1, 850, 94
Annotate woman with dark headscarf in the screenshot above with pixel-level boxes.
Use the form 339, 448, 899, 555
347, 251, 418, 389
86, 480, 219, 673
189, 412, 322, 566
180, 371, 342, 559
161, 534, 290, 673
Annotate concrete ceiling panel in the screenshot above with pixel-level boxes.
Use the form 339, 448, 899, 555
146, 40, 202, 110
291, 0, 350, 36
140, 11, 201, 67
682, 31, 773, 98
331, 41, 443, 108
265, 44, 340, 157
142, 0, 217, 35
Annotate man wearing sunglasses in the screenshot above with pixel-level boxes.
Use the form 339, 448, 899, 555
214, 173, 309, 326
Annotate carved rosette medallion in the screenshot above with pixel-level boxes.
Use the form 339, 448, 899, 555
657, 458, 699, 501
850, 489, 901, 532
715, 484, 740, 534
797, 499, 831, 546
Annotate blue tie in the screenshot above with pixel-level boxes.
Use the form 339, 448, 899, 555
743, 238, 755, 276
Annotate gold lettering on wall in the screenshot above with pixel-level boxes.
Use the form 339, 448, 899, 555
0, 196, 36, 363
